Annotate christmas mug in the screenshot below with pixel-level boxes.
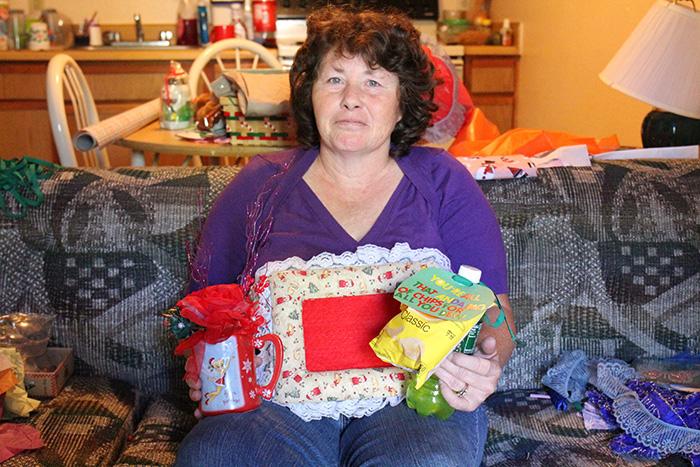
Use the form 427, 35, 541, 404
28, 22, 50, 51
198, 333, 283, 415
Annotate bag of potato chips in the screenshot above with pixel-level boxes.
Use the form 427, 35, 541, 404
370, 265, 496, 389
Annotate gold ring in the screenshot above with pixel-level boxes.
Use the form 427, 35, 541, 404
455, 383, 469, 398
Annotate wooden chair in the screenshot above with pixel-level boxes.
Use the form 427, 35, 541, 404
188, 38, 284, 97
46, 54, 110, 168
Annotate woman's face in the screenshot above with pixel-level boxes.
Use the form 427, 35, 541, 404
311, 52, 402, 157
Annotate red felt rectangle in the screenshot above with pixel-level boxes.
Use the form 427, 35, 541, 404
301, 293, 401, 372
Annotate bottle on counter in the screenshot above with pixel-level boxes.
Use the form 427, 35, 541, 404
231, 2, 247, 39
40, 8, 58, 45
0, 0, 9, 51
160, 61, 194, 130
210, 2, 233, 42
8, 9, 25, 49
500, 18, 513, 46
197, 0, 210, 45
243, 0, 254, 41
252, 0, 276, 48
176, 0, 198, 46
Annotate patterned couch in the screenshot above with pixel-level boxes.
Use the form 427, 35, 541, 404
1, 158, 698, 466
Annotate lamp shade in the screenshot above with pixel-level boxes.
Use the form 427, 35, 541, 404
600, 0, 700, 120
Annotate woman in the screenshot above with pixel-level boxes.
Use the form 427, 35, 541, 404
177, 6, 515, 466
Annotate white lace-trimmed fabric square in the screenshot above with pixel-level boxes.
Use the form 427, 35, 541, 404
254, 243, 451, 420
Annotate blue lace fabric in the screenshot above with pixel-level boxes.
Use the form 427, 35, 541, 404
542, 349, 590, 407
586, 360, 700, 465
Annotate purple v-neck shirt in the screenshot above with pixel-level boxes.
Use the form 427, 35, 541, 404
193, 146, 508, 294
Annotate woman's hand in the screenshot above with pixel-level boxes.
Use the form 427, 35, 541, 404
433, 336, 502, 412
184, 353, 203, 419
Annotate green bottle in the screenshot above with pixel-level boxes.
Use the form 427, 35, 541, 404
406, 374, 455, 420
404, 265, 486, 420
406, 322, 483, 419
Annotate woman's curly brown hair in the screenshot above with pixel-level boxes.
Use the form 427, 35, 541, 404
289, 6, 437, 158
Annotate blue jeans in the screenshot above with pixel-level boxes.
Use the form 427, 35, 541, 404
176, 401, 488, 466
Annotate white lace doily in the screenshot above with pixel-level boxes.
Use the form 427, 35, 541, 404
253, 242, 450, 421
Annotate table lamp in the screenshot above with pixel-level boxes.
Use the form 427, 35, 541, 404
599, 0, 700, 147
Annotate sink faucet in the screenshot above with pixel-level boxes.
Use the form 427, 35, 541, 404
134, 13, 144, 42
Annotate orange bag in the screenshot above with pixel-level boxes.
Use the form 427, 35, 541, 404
449, 109, 620, 157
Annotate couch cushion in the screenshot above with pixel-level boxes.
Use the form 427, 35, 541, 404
483, 389, 690, 466
2, 160, 698, 397
0, 167, 240, 395
483, 160, 700, 390
113, 394, 196, 466
3, 376, 141, 466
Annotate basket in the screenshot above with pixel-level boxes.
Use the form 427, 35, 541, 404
221, 96, 295, 147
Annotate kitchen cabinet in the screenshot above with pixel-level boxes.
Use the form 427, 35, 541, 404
463, 50, 519, 133
443, 44, 520, 134
0, 48, 267, 165
2, 52, 185, 165
465, 56, 519, 133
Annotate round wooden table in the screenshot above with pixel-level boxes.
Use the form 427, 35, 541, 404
117, 121, 291, 166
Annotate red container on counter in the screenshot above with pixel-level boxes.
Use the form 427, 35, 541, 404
252, 0, 276, 47
211, 24, 235, 42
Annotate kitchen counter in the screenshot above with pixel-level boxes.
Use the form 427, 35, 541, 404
444, 44, 520, 56
0, 47, 271, 62
0, 44, 519, 62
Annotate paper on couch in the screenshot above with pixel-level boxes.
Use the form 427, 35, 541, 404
456, 144, 591, 180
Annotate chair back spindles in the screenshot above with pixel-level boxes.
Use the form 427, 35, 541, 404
188, 38, 283, 96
